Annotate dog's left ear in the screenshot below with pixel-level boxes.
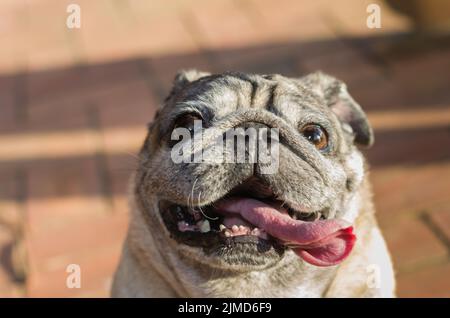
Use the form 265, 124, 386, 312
300, 72, 374, 148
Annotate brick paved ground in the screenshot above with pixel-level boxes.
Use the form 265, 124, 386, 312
0, 0, 449, 297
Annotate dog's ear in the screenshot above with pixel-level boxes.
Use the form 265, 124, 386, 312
148, 69, 210, 139
300, 72, 374, 148
154, 69, 211, 122
166, 69, 211, 100
173, 69, 210, 89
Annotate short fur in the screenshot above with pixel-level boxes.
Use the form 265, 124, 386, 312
111, 71, 395, 297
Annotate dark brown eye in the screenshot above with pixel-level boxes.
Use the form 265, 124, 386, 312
301, 124, 329, 150
173, 113, 203, 134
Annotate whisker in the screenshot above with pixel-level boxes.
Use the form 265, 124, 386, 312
197, 191, 218, 221
187, 178, 198, 210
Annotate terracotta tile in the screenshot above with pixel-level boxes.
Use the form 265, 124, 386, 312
429, 207, 450, 243
187, 0, 261, 49
380, 215, 448, 271
397, 262, 450, 297
27, 244, 123, 297
246, 0, 335, 42
372, 163, 450, 222
27, 206, 127, 266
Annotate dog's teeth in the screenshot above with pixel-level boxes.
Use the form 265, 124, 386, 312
219, 224, 226, 231
259, 230, 268, 240
224, 230, 232, 237
238, 225, 246, 231
312, 212, 321, 221
251, 228, 260, 236
231, 225, 239, 232
198, 220, 210, 233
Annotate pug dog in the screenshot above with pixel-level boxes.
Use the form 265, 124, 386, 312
111, 70, 395, 297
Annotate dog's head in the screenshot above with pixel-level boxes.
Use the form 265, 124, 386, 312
135, 70, 373, 273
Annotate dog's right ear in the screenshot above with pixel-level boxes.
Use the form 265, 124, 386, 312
165, 69, 211, 102
173, 69, 210, 91
151, 69, 210, 124
148, 70, 210, 143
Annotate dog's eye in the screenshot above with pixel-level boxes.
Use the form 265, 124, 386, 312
173, 113, 203, 134
301, 124, 328, 150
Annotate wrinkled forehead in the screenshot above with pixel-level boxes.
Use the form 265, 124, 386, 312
166, 73, 333, 125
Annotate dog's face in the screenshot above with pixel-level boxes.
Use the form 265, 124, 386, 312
135, 71, 373, 273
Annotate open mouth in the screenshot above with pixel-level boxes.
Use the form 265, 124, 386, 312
159, 179, 356, 267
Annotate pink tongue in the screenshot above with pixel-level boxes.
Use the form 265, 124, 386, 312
216, 198, 356, 267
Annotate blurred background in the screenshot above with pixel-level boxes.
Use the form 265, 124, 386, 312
0, 0, 449, 297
